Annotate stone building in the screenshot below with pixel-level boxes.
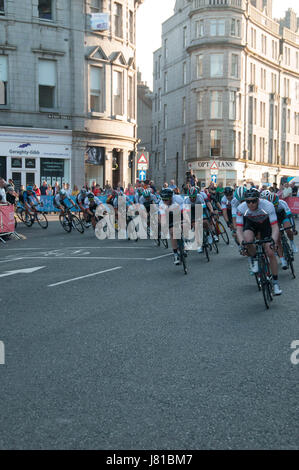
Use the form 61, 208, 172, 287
0, 0, 143, 191
137, 70, 152, 161
151, 0, 299, 188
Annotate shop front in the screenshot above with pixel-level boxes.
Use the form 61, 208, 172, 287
188, 160, 243, 187
0, 127, 72, 191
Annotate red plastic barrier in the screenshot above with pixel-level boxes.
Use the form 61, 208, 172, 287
285, 197, 299, 214
0, 204, 15, 234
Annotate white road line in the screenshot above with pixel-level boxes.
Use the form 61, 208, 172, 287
10, 256, 148, 261
3, 246, 154, 250
48, 266, 122, 287
0, 257, 24, 263
146, 253, 172, 261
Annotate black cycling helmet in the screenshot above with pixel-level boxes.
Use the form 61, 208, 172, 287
224, 186, 233, 196
245, 188, 260, 199
160, 188, 173, 200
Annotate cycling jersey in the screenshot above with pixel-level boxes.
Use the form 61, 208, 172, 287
54, 194, 72, 208
76, 193, 88, 208
236, 199, 278, 227
231, 197, 241, 218
23, 190, 39, 206
84, 196, 102, 212
184, 195, 207, 220
113, 194, 132, 209
221, 195, 233, 210
276, 199, 292, 217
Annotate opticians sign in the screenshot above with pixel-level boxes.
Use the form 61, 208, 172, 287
188, 161, 237, 170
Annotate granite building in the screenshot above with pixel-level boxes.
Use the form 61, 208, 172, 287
0, 0, 143, 190
151, 0, 299, 188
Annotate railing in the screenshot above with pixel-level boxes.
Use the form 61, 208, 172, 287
248, 4, 280, 35
192, 0, 245, 9
283, 27, 299, 46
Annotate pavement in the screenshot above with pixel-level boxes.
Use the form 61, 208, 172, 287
0, 216, 298, 449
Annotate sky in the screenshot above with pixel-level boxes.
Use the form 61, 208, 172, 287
136, 0, 299, 90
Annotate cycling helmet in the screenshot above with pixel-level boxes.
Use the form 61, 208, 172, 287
224, 186, 233, 196
260, 189, 272, 199
262, 192, 279, 206
245, 188, 260, 199
160, 188, 173, 200
143, 189, 151, 198
187, 187, 198, 198
59, 189, 66, 196
80, 188, 87, 195
137, 187, 143, 194
26, 185, 33, 192
234, 186, 247, 202
87, 192, 95, 200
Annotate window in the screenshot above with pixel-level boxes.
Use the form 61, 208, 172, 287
210, 54, 223, 77
260, 68, 266, 90
164, 139, 167, 165
90, 0, 102, 13
269, 139, 273, 164
182, 134, 186, 160
0, 0, 4, 15
113, 70, 122, 115
158, 56, 161, 79
0, 56, 8, 105
231, 54, 238, 78
261, 34, 267, 55
229, 91, 236, 120
38, 0, 52, 20
183, 27, 187, 48
164, 72, 168, 92
284, 78, 290, 97
90, 66, 103, 113
231, 19, 241, 37
210, 20, 225, 36
164, 39, 168, 60
197, 92, 203, 120
251, 28, 256, 49
114, 3, 123, 38
183, 62, 187, 84
229, 130, 235, 157
210, 130, 221, 157
129, 10, 134, 43
287, 109, 291, 134
250, 63, 256, 83
196, 131, 203, 158
196, 54, 203, 79
210, 91, 222, 119
196, 20, 204, 38
38, 59, 56, 108
248, 134, 252, 160
158, 88, 161, 111
271, 73, 277, 93
164, 104, 167, 129
128, 75, 134, 118
182, 97, 186, 125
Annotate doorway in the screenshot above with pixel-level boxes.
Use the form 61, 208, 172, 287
112, 149, 121, 188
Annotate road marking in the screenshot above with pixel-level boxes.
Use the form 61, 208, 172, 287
0, 266, 45, 278
48, 266, 122, 287
0, 257, 24, 264
3, 246, 154, 250
146, 253, 172, 261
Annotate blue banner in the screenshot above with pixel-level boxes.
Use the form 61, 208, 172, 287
18, 195, 135, 212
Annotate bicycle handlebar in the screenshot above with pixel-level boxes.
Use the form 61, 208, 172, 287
242, 238, 274, 246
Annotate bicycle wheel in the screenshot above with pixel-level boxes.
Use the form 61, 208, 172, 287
161, 238, 168, 248
16, 208, 24, 222
204, 243, 210, 262
36, 212, 48, 229
284, 240, 296, 279
259, 256, 271, 309
216, 221, 229, 245
254, 273, 261, 291
178, 239, 187, 274
59, 214, 72, 232
22, 211, 34, 227
212, 239, 219, 254
72, 215, 84, 234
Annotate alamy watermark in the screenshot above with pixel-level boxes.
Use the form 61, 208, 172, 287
0, 341, 4, 365
290, 340, 299, 365
94, 197, 203, 250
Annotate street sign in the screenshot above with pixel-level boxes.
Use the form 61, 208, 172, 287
138, 170, 146, 181
137, 153, 148, 165
211, 174, 217, 184
210, 161, 218, 170
137, 163, 147, 171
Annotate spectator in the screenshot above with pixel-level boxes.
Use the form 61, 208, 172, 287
46, 185, 53, 196
125, 183, 135, 196
53, 181, 60, 195
290, 182, 298, 197
163, 182, 169, 188
282, 182, 292, 199
40, 181, 48, 196
169, 179, 177, 190
0, 178, 7, 203
33, 184, 41, 198
93, 184, 101, 196
216, 181, 224, 199
272, 182, 279, 193
72, 185, 79, 196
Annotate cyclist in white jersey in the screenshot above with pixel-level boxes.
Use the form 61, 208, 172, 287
236, 188, 282, 295
158, 188, 184, 265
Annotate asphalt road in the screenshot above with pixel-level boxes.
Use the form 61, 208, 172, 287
0, 216, 298, 449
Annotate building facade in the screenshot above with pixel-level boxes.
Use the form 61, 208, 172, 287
137, 70, 152, 163
151, 0, 299, 188
0, 0, 143, 191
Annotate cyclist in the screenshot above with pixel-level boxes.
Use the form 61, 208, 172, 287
54, 189, 76, 215
138, 189, 159, 234
76, 188, 91, 227
230, 186, 247, 244
221, 187, 234, 229
23, 185, 40, 215
158, 188, 184, 265
236, 188, 282, 295
260, 190, 298, 265
184, 187, 208, 253
84, 192, 105, 229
